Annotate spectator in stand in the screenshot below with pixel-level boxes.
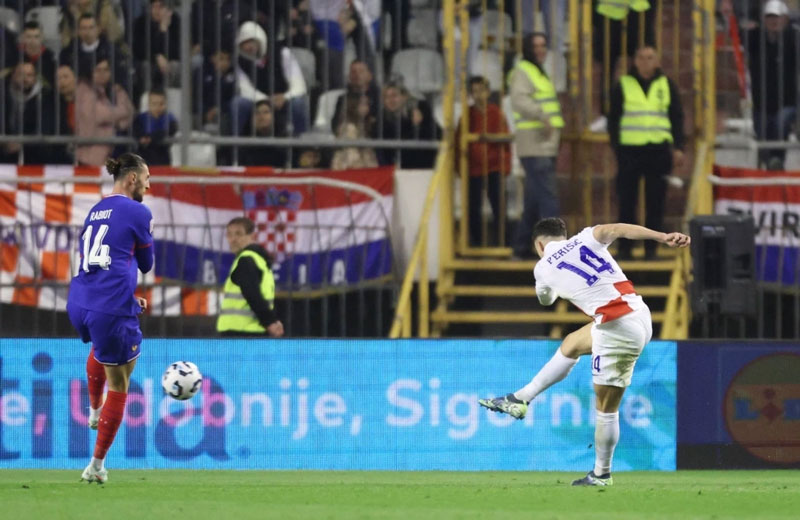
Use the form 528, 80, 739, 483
309, 0, 380, 89
239, 100, 288, 167
377, 81, 440, 168
56, 65, 78, 163
132, 0, 181, 96
75, 57, 134, 166
191, 0, 237, 58
455, 76, 512, 246
287, 0, 321, 49
331, 92, 377, 170
2, 61, 60, 164
336, 0, 380, 71
19, 22, 57, 89
509, 33, 563, 259
132, 88, 177, 166
331, 60, 380, 133
60, 13, 129, 89
748, 0, 800, 170
607, 45, 685, 260
194, 46, 236, 131
233, 21, 290, 135
60, 0, 125, 47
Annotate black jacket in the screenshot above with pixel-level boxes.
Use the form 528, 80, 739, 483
607, 68, 685, 151
229, 243, 278, 330
747, 26, 800, 115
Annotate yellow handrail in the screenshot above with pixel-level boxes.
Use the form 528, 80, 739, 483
389, 148, 452, 338
389, 0, 457, 338
663, 0, 717, 339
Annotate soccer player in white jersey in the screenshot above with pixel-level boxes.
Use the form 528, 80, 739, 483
479, 218, 690, 486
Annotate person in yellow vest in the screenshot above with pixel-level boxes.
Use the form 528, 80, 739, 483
509, 32, 564, 259
217, 217, 284, 337
597, 0, 650, 20
607, 45, 685, 260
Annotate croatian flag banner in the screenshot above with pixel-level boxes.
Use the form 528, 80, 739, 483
713, 165, 800, 284
0, 165, 394, 315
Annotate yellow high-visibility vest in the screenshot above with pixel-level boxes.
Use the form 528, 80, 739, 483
619, 74, 672, 146
216, 249, 275, 333
597, 0, 650, 21
512, 60, 564, 130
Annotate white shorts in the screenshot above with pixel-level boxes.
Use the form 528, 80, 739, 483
590, 306, 653, 388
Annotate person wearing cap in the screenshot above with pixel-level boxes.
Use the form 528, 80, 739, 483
607, 45, 685, 260
748, 0, 799, 170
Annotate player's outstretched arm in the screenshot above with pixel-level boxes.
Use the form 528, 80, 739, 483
593, 223, 691, 248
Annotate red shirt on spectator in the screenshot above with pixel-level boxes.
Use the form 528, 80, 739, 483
456, 102, 512, 177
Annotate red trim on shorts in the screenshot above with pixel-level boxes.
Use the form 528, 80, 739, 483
595, 280, 637, 323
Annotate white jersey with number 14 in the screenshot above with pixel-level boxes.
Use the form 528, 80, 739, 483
533, 227, 647, 324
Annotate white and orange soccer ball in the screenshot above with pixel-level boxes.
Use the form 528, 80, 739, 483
161, 361, 203, 400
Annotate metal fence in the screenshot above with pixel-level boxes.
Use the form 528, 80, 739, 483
716, 0, 800, 170
0, 0, 444, 167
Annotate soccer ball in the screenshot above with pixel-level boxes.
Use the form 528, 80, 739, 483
162, 361, 203, 400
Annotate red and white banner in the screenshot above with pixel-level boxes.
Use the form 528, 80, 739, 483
713, 165, 800, 283
0, 165, 394, 314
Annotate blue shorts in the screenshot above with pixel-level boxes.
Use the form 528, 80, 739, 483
67, 305, 143, 365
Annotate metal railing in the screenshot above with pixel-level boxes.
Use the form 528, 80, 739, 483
0, 0, 444, 167
389, 0, 457, 339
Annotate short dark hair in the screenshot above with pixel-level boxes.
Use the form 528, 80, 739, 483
106, 153, 146, 180
254, 99, 272, 111
79, 13, 96, 23
148, 88, 166, 98
227, 217, 255, 234
532, 218, 567, 242
23, 21, 41, 32
468, 75, 488, 88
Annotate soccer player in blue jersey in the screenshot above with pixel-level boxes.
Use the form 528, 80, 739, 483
67, 153, 153, 484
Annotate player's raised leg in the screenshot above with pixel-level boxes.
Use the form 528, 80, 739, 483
479, 322, 593, 419
82, 357, 137, 484
86, 348, 106, 429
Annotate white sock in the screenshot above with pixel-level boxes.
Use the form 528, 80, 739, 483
90, 457, 105, 471
89, 407, 102, 422
593, 410, 620, 476
513, 349, 578, 402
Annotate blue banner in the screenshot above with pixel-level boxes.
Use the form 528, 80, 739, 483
0, 339, 676, 470
677, 342, 800, 467
153, 238, 393, 287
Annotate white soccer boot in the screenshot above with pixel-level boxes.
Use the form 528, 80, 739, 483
81, 464, 108, 484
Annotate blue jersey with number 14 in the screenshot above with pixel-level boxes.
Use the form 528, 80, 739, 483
68, 194, 154, 316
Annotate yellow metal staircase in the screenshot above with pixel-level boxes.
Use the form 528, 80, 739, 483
430, 250, 685, 339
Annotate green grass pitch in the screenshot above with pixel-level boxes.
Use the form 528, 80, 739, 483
1, 470, 798, 519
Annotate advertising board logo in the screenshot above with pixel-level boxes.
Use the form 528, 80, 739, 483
724, 353, 800, 464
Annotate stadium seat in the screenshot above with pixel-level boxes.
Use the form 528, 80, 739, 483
313, 88, 345, 133
25, 7, 61, 52
390, 49, 444, 98
472, 10, 514, 46
139, 88, 184, 125
0, 7, 21, 34
170, 131, 216, 167
406, 9, 438, 49
470, 49, 504, 92
432, 93, 462, 130
290, 47, 317, 90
